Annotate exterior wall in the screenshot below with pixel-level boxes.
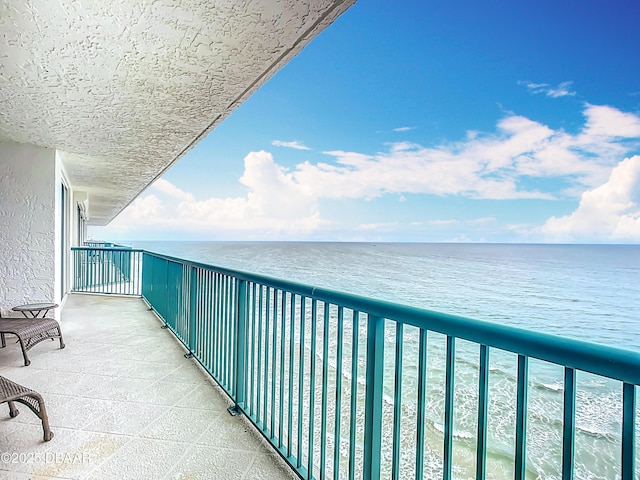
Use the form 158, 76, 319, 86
0, 142, 57, 316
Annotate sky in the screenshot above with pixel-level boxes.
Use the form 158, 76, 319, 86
91, 0, 640, 243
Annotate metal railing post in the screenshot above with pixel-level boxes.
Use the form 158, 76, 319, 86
229, 278, 247, 415
186, 266, 197, 357
622, 382, 636, 480
363, 314, 384, 480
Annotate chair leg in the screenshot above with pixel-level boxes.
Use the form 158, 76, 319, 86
58, 327, 66, 349
37, 398, 53, 441
1, 332, 5, 348
7, 400, 19, 418
17, 337, 30, 366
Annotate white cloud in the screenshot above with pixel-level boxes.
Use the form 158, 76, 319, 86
106, 151, 321, 239
297, 105, 639, 201
271, 140, 311, 150
428, 219, 459, 226
393, 126, 415, 132
356, 222, 400, 232
582, 104, 640, 138
469, 217, 497, 226
540, 155, 640, 242
99, 104, 640, 241
547, 81, 576, 98
520, 80, 576, 97
152, 178, 194, 202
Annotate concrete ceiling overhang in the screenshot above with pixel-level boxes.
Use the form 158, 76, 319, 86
0, 0, 355, 225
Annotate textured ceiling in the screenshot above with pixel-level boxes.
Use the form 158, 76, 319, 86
0, 0, 355, 225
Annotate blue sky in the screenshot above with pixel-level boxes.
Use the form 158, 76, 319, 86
92, 0, 640, 243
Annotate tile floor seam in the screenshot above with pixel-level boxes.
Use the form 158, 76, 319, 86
157, 439, 216, 480
77, 405, 171, 436
239, 449, 267, 480
190, 414, 285, 456
10, 385, 210, 408
132, 402, 208, 441
189, 410, 228, 447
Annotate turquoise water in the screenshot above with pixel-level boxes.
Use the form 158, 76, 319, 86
129, 242, 639, 350
127, 241, 640, 479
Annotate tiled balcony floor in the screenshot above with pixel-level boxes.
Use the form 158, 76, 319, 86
0, 294, 297, 480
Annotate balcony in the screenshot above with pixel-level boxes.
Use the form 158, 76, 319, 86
0, 293, 295, 479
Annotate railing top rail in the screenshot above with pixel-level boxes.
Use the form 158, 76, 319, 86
81, 246, 640, 385
73, 246, 139, 251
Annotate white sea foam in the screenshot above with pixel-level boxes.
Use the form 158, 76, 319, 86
432, 422, 476, 440
540, 382, 563, 392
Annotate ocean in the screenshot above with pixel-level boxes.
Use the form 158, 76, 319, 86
126, 241, 640, 479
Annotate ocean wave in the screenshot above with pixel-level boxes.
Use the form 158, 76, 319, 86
538, 382, 563, 392
432, 422, 475, 440
576, 424, 615, 440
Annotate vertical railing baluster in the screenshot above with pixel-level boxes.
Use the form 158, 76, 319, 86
88, 249, 93, 290
214, 274, 221, 378
416, 328, 428, 480
221, 276, 228, 387
264, 287, 271, 432
363, 315, 384, 480
334, 306, 345, 480
515, 355, 529, 480
476, 345, 489, 480
308, 299, 318, 479
297, 297, 306, 469
234, 279, 247, 411
348, 311, 360, 480
227, 276, 233, 389
320, 303, 330, 480
202, 271, 210, 371
443, 336, 455, 480
187, 266, 197, 355
229, 278, 237, 396
127, 250, 131, 293
279, 289, 286, 448
622, 382, 636, 480
184, 265, 190, 339
219, 275, 225, 381
163, 259, 169, 325
118, 250, 123, 293
256, 285, 264, 427
123, 250, 127, 293
105, 249, 110, 291
562, 367, 576, 480
207, 271, 214, 372
288, 294, 296, 458
249, 282, 257, 417
271, 289, 278, 439
392, 322, 404, 480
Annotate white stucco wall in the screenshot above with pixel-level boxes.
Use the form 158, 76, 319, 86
0, 142, 57, 316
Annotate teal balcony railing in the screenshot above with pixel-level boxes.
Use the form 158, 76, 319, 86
72, 246, 142, 295
71, 246, 640, 479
